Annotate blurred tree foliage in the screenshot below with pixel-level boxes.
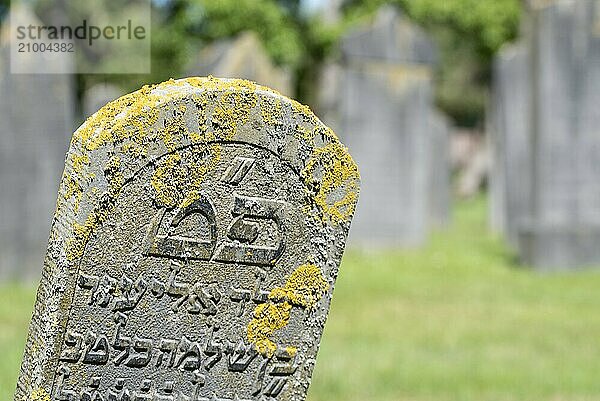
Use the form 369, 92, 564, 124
341, 0, 523, 127
0, 0, 8, 21
56, 0, 335, 114
142, 0, 522, 127
173, 0, 523, 127
160, 0, 337, 108
186, 0, 304, 67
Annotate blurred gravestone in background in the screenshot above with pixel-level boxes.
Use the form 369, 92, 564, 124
83, 84, 124, 119
488, 43, 531, 247
429, 111, 451, 228
490, 0, 600, 269
187, 31, 293, 97
0, 6, 75, 280
328, 6, 451, 246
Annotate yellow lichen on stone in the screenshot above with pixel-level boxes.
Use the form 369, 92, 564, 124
269, 263, 330, 308
71, 154, 90, 172
261, 96, 283, 127
185, 76, 272, 96
290, 99, 316, 124
65, 157, 123, 261
150, 144, 221, 209
66, 210, 106, 261
65, 177, 83, 213
151, 153, 182, 207
247, 302, 292, 358
302, 129, 360, 225
247, 263, 329, 357
63, 176, 82, 202
190, 92, 212, 140
74, 84, 161, 152
60, 76, 349, 263
122, 142, 148, 159
161, 114, 184, 151
286, 346, 298, 357
71, 76, 272, 155
104, 156, 125, 194
60, 85, 164, 254
213, 89, 258, 140
30, 388, 50, 401
294, 124, 314, 143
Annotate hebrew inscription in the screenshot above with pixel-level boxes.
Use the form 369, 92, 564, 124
14, 77, 360, 401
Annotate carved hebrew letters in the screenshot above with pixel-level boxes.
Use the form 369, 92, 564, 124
213, 195, 286, 266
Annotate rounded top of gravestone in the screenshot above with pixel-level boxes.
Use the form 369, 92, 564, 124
64, 77, 359, 263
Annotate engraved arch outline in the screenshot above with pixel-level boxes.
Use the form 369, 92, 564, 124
51, 140, 311, 395
147, 193, 218, 260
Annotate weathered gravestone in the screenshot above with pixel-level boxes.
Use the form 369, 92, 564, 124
335, 6, 449, 246
14, 77, 360, 401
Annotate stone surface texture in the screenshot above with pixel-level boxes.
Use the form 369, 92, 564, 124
14, 77, 359, 401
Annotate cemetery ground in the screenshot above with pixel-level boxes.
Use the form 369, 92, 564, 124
2, 196, 600, 401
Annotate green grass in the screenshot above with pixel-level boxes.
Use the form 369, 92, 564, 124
3, 196, 600, 400
308, 196, 600, 401
0, 283, 36, 399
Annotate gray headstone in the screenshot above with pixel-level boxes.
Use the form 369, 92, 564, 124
428, 112, 451, 227
335, 6, 450, 246
488, 43, 532, 247
14, 77, 360, 401
340, 5, 437, 65
0, 7, 75, 281
491, 0, 600, 268
188, 32, 293, 96
339, 66, 431, 245
518, 0, 600, 268
487, 88, 505, 233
